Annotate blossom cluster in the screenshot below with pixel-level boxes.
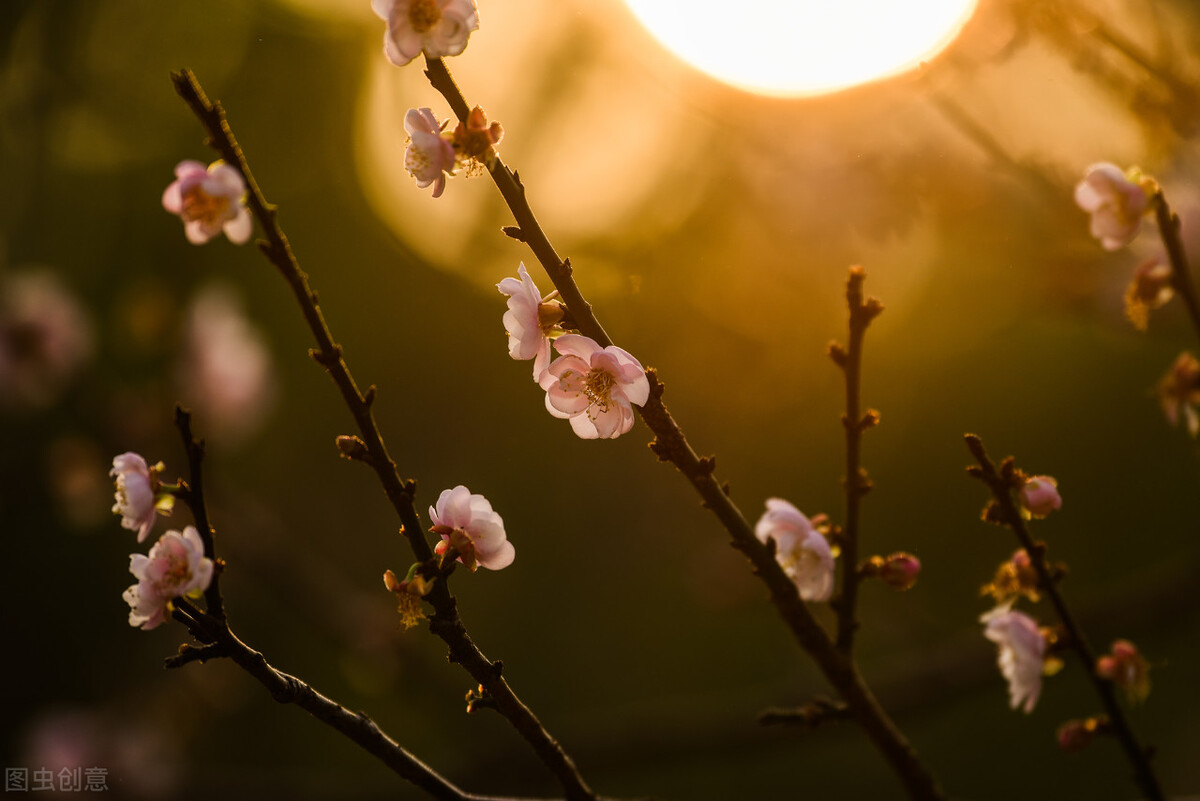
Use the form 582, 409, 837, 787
110, 453, 213, 630
498, 264, 650, 440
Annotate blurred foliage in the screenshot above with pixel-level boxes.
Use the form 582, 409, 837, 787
2, 0, 1200, 798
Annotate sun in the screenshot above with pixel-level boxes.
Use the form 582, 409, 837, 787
620, 0, 978, 97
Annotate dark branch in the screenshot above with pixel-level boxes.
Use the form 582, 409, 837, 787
964, 434, 1164, 801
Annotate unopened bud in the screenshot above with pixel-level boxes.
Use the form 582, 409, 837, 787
1057, 718, 1100, 753
1019, 475, 1061, 518
336, 435, 369, 461
878, 552, 921, 590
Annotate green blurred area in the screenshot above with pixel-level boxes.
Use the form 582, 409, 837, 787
2, 0, 1199, 798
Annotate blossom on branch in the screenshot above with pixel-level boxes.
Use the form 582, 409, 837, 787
123, 526, 214, 630
372, 0, 479, 67
162, 160, 252, 245
453, 105, 503, 167
498, 263, 564, 380
1073, 163, 1150, 250
110, 452, 174, 543
404, 108, 457, 198
754, 499, 836, 602
1018, 475, 1061, 519
980, 603, 1047, 713
539, 335, 649, 440
429, 485, 514, 571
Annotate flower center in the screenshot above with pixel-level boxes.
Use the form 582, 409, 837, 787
584, 368, 615, 411
407, 0, 442, 33
181, 186, 230, 226
163, 560, 193, 592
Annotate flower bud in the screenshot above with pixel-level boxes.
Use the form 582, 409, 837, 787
336, 435, 369, 461
1057, 717, 1108, 753
1096, 639, 1151, 703
1019, 476, 1061, 518
878, 552, 921, 591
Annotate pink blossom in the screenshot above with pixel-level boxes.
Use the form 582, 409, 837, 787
754, 498, 836, 601
0, 270, 93, 408
1074, 162, 1149, 250
123, 526, 214, 630
429, 485, 514, 571
371, 0, 479, 66
539, 334, 650, 439
981, 603, 1046, 713
110, 452, 172, 543
404, 108, 457, 198
1018, 475, 1061, 518
162, 160, 252, 245
179, 285, 276, 445
498, 264, 562, 380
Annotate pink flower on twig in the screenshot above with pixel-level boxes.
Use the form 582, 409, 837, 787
372, 0, 479, 67
540, 335, 649, 440
404, 108, 457, 198
429, 485, 514, 571
110, 452, 173, 543
981, 603, 1046, 713
162, 160, 252, 245
123, 526, 214, 630
498, 264, 563, 381
1074, 163, 1149, 251
754, 498, 836, 602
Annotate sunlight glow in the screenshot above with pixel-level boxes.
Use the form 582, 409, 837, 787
621, 0, 978, 97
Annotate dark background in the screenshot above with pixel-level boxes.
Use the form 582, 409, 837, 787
2, 0, 1198, 798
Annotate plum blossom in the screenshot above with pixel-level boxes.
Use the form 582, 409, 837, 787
110, 452, 173, 543
981, 603, 1047, 713
123, 526, 214, 630
498, 263, 564, 380
429, 485, 514, 571
877, 552, 921, 591
372, 0, 479, 67
404, 108, 457, 198
1018, 475, 1061, 519
539, 334, 650, 440
162, 160, 252, 245
1158, 351, 1200, 436
754, 498, 836, 602
1074, 162, 1150, 250
179, 285, 276, 445
0, 270, 93, 408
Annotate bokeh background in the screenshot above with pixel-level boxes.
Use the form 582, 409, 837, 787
3, 0, 1199, 798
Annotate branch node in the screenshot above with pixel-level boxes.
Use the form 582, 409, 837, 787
363, 385, 377, 407
501, 225, 526, 241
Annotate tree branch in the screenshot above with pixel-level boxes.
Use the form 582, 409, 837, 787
964, 434, 1164, 801
170, 68, 597, 801
422, 56, 945, 801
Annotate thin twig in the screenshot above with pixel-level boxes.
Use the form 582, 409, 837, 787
168, 600, 594, 801
174, 405, 225, 620
964, 434, 1164, 801
422, 56, 946, 801
1152, 191, 1200, 345
829, 267, 882, 653
170, 68, 597, 801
